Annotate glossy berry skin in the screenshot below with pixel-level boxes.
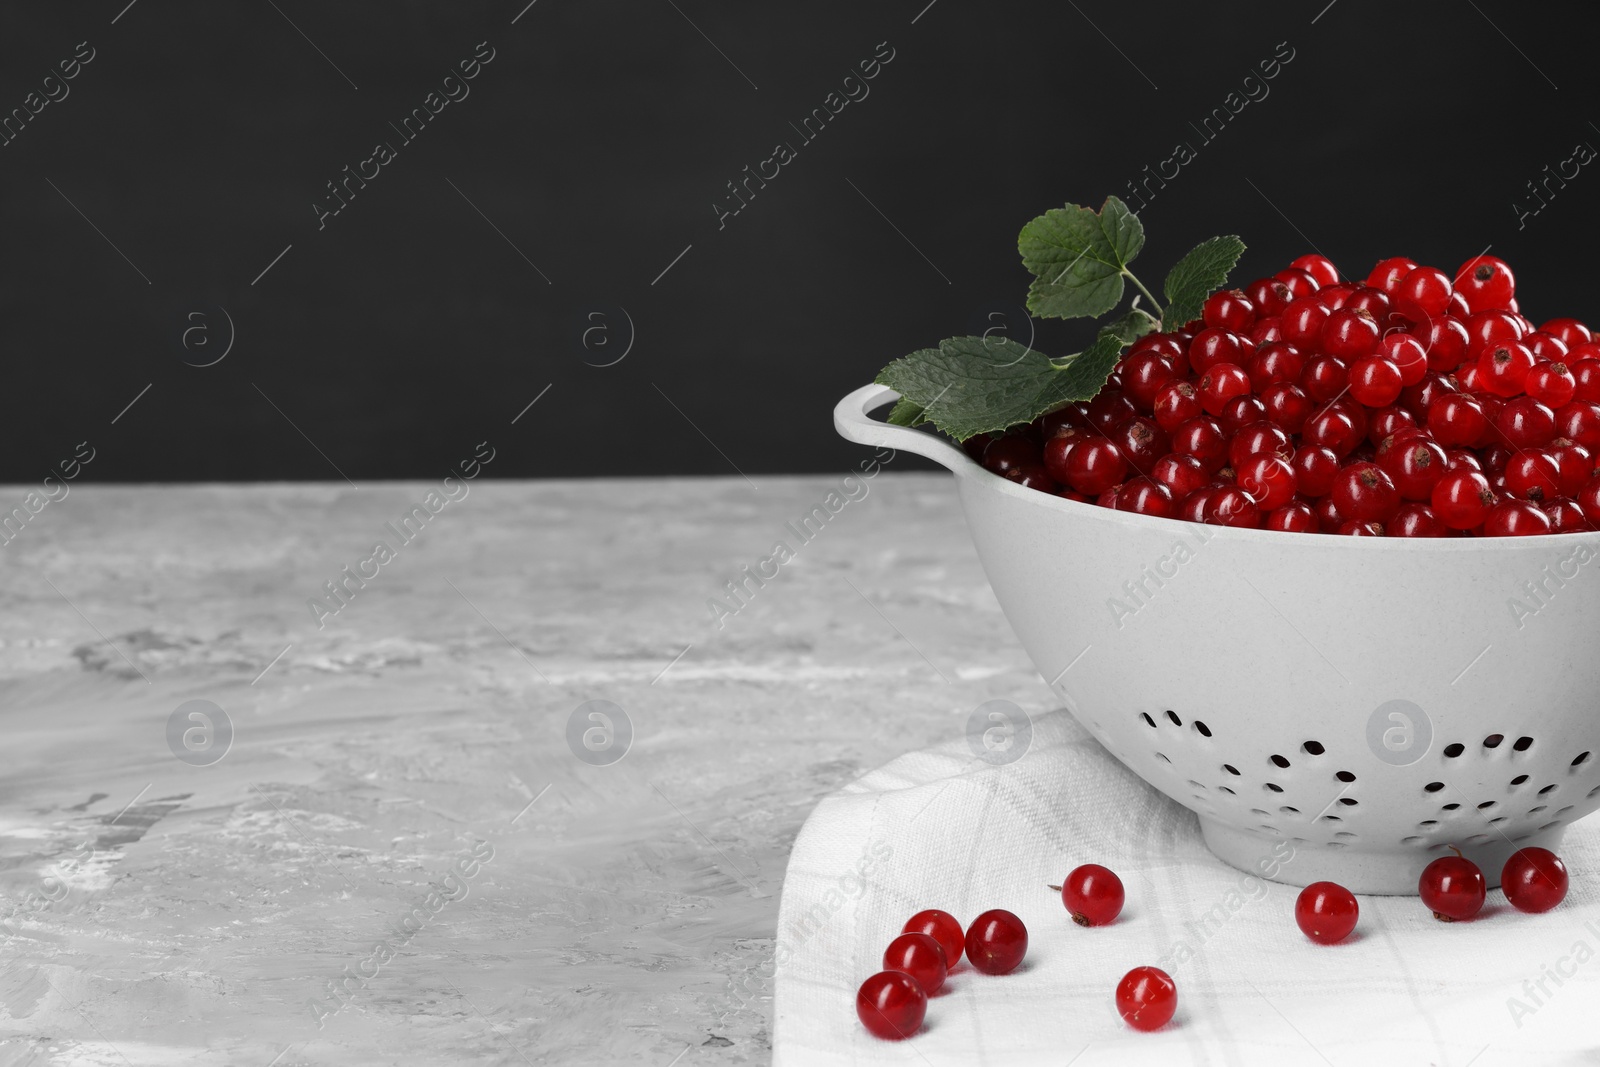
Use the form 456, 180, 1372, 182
1064, 439, 1128, 495
1322, 308, 1382, 360
882, 932, 949, 995
1396, 266, 1453, 318
1377, 437, 1448, 501
1202, 289, 1256, 332
1221, 395, 1268, 435
1188, 328, 1247, 374
1348, 356, 1404, 407
1116, 967, 1177, 1031
902, 909, 964, 966
856, 970, 927, 1040
1303, 407, 1364, 457
1332, 462, 1400, 523
1502, 848, 1569, 913
964, 910, 1027, 975
1238, 453, 1297, 510
1419, 854, 1487, 921
1559, 401, 1600, 450
1552, 441, 1595, 496
1198, 364, 1252, 416
1301, 355, 1349, 403
1427, 394, 1489, 447
1366, 256, 1418, 293
1503, 450, 1561, 501
1419, 315, 1471, 372
1114, 477, 1174, 517
1279, 299, 1329, 350
1292, 253, 1340, 287
1295, 882, 1359, 944
1390, 503, 1448, 537
1527, 362, 1577, 409
1540, 318, 1592, 348
1265, 501, 1319, 532
1120, 350, 1176, 410
1116, 417, 1168, 474
1456, 254, 1515, 313
1484, 499, 1554, 537
1153, 380, 1203, 432
982, 435, 1040, 474
1205, 486, 1262, 528
1497, 397, 1557, 450
1431, 469, 1495, 529
1228, 423, 1292, 470
1479, 341, 1537, 397
1262, 382, 1315, 433
1172, 418, 1229, 473
1293, 445, 1341, 497
1061, 863, 1125, 926
1042, 430, 1088, 485
1152, 454, 1208, 500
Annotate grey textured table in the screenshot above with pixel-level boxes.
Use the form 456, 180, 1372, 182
0, 474, 1050, 1066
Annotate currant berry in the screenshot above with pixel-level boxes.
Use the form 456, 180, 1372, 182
902, 909, 965, 966
1581, 476, 1600, 526
1496, 397, 1557, 450
982, 435, 1041, 474
1246, 276, 1292, 317
1261, 382, 1315, 433
1115, 967, 1177, 1031
1064, 439, 1128, 495
1152, 454, 1209, 500
1057, 863, 1125, 926
1323, 308, 1382, 360
1379, 333, 1430, 386
856, 970, 927, 1039
1333, 462, 1401, 523
1187, 328, 1247, 375
1377, 436, 1448, 500
1303, 406, 1364, 457
1427, 394, 1489, 447
1295, 882, 1359, 944
964, 909, 1027, 975
1042, 429, 1089, 485
1444, 448, 1484, 473
1501, 848, 1569, 913
1087, 389, 1138, 433
1293, 445, 1341, 497
1249, 316, 1284, 347
1266, 501, 1319, 532
1172, 417, 1229, 473
1417, 315, 1472, 372
1546, 499, 1591, 532
1395, 266, 1453, 319
1573, 358, 1600, 403
1344, 285, 1392, 320
1455, 254, 1515, 313
1178, 486, 1217, 524
1301, 355, 1349, 403
1348, 356, 1404, 407
1238, 452, 1297, 510
1479, 341, 1537, 398
1004, 466, 1059, 493
1221, 395, 1269, 434
1114, 477, 1174, 517
1204, 486, 1262, 528
1275, 266, 1321, 299
1368, 406, 1418, 446
1314, 494, 1347, 531
1228, 423, 1292, 470
883, 932, 949, 995
1552, 440, 1596, 496
1526, 362, 1577, 409
1540, 318, 1592, 348
1203, 289, 1256, 332
1558, 400, 1600, 449
1419, 850, 1486, 921
1120, 350, 1177, 410
1366, 256, 1418, 293
1198, 364, 1252, 416
1280, 298, 1330, 350
1292, 253, 1340, 287
1431, 469, 1495, 529
1249, 342, 1305, 391
1115, 416, 1169, 474
1503, 450, 1561, 501
1390, 502, 1448, 537
1527, 331, 1570, 363
1484, 499, 1554, 536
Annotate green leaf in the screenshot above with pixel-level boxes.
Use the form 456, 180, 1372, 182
875, 315, 1154, 442
1161, 235, 1246, 329
886, 396, 926, 426
1018, 196, 1145, 320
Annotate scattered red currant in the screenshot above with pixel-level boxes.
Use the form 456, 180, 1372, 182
964, 910, 1028, 975
1054, 863, 1125, 927
882, 932, 948, 995
1418, 849, 1486, 922
856, 970, 927, 1040
1294, 882, 1359, 944
1116, 966, 1177, 1031
902, 909, 964, 966
1501, 848, 1569, 913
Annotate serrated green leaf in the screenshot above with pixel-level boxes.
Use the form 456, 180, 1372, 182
886, 396, 927, 426
1161, 235, 1246, 329
875, 319, 1148, 442
1018, 196, 1144, 319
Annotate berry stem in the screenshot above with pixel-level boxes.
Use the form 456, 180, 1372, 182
1046, 884, 1063, 892
1121, 269, 1164, 325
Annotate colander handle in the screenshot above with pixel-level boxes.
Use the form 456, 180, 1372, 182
833, 384, 975, 474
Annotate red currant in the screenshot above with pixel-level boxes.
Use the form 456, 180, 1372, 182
1115, 416, 1168, 474
1294, 881, 1359, 944
1004, 466, 1059, 493
1204, 486, 1262, 528
1087, 389, 1137, 433
1391, 502, 1448, 537
1337, 519, 1384, 535
1042, 429, 1089, 484
1526, 362, 1576, 409
1188, 327, 1247, 375
1153, 380, 1203, 432
1280, 298, 1330, 350
1479, 340, 1537, 397
1238, 452, 1297, 510
1552, 440, 1595, 496
1203, 289, 1256, 332
1120, 350, 1177, 410
1504, 844, 1568, 915
1419, 851, 1486, 921
1265, 501, 1319, 532
1059, 863, 1125, 926
1455, 254, 1515, 313
1418, 315, 1471, 372
1377, 436, 1447, 501
1247, 276, 1293, 317
1540, 318, 1592, 348
964, 909, 1027, 975
1380, 333, 1430, 386
1483, 499, 1554, 536
1198, 364, 1252, 416
1427, 394, 1489, 447
1172, 417, 1229, 473
1229, 422, 1292, 468
1301, 355, 1349, 404
1431, 469, 1495, 529
1464, 309, 1525, 360
856, 970, 927, 1039
1178, 486, 1216, 524
1333, 462, 1401, 523
1366, 256, 1418, 293
1064, 439, 1128, 495
1275, 266, 1320, 299
1496, 397, 1557, 450
1114, 477, 1174, 517
982, 435, 1040, 474
1221, 395, 1269, 434
1558, 400, 1600, 449
1546, 499, 1591, 532
1348, 355, 1404, 407
1574, 358, 1600, 402
902, 909, 964, 966
1249, 342, 1306, 392
1396, 266, 1453, 318
1303, 406, 1363, 457
1292, 253, 1340, 287
1527, 331, 1569, 363
1152, 454, 1208, 500
1323, 308, 1382, 360
1262, 382, 1315, 433
1503, 449, 1561, 501
1293, 445, 1341, 497
883, 932, 949, 995
1115, 966, 1177, 1031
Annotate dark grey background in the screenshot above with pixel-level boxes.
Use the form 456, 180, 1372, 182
1, 0, 1594, 482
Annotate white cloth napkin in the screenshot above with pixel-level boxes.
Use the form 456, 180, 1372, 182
772, 709, 1600, 1066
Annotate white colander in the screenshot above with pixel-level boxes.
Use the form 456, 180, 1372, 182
837, 383, 1600, 894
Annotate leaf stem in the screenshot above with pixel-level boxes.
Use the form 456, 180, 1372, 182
1122, 268, 1163, 321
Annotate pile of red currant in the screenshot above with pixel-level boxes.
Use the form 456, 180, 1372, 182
856, 864, 1177, 1040
970, 254, 1600, 535
856, 848, 1570, 1041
